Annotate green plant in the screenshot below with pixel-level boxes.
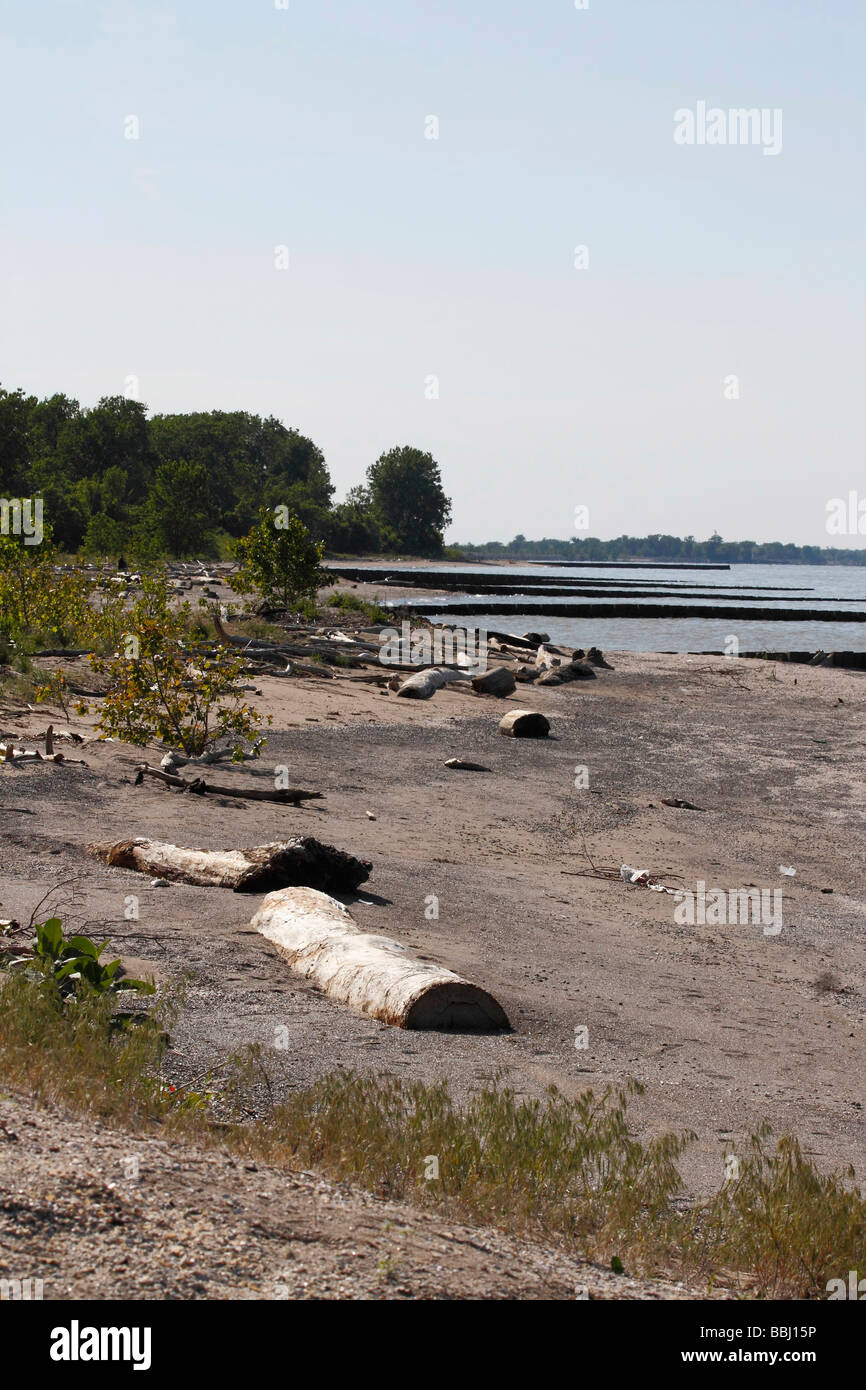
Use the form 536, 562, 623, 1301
326, 591, 389, 623
90, 574, 269, 757
0, 531, 96, 645
676, 1123, 866, 1298
34, 669, 71, 719
231, 507, 326, 612
6, 918, 154, 999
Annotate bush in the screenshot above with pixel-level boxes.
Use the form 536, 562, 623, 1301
90, 574, 269, 757
231, 507, 326, 612
6, 918, 154, 999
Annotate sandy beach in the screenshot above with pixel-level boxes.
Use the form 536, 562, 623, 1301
1, 638, 864, 1296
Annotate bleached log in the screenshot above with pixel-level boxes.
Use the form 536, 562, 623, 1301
498, 709, 550, 738
252, 887, 509, 1031
535, 644, 565, 671
87, 836, 371, 893
395, 667, 473, 699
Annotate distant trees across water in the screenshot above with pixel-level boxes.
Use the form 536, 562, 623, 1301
3, 385, 859, 565
0, 385, 451, 560
457, 533, 866, 567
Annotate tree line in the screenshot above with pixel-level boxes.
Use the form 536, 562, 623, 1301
0, 385, 452, 559
458, 532, 866, 566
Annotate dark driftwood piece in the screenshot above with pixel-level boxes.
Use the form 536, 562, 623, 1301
133, 763, 322, 804
498, 709, 551, 738
536, 660, 597, 686
87, 836, 371, 893
471, 665, 517, 697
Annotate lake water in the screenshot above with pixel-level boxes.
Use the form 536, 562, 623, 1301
377, 563, 866, 652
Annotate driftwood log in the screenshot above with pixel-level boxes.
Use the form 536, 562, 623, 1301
536, 660, 596, 686
87, 837, 371, 893
394, 667, 472, 699
134, 763, 322, 804
487, 630, 549, 650
471, 665, 516, 697
498, 709, 550, 738
252, 887, 509, 1031
535, 644, 567, 671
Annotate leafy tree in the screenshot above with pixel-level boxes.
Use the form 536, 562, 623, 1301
149, 411, 333, 537
0, 386, 36, 494
0, 527, 96, 645
231, 507, 326, 612
328, 485, 381, 553
53, 395, 155, 500
147, 459, 217, 557
366, 446, 451, 556
82, 512, 126, 559
91, 575, 268, 757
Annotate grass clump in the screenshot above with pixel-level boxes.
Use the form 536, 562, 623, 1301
1, 948, 863, 1299
326, 591, 389, 623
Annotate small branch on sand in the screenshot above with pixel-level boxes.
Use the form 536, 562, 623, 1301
133, 763, 323, 805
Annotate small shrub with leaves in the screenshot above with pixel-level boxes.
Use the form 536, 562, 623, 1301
90, 574, 269, 757
5, 918, 154, 999
231, 507, 326, 613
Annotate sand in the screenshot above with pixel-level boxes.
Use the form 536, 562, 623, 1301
1, 648, 864, 1294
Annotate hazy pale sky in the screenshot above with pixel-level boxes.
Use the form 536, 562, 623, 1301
2, 0, 863, 545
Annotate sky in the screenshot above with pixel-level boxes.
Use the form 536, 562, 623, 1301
1, 0, 864, 546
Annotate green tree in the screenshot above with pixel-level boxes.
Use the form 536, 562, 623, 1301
0, 385, 37, 494
149, 411, 333, 537
366, 446, 451, 556
147, 459, 217, 557
82, 512, 126, 559
231, 507, 326, 612
91, 575, 268, 757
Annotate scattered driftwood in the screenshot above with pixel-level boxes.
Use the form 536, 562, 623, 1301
661, 797, 708, 812
537, 660, 597, 686
471, 665, 516, 697
87, 836, 371, 893
444, 758, 490, 772
160, 748, 254, 769
252, 887, 509, 1031
498, 709, 550, 738
585, 647, 613, 669
394, 667, 472, 699
535, 644, 563, 672
134, 763, 322, 804
32, 647, 90, 658
211, 612, 370, 668
0, 744, 86, 765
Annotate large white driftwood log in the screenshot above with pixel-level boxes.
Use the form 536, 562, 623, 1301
252, 887, 509, 1031
87, 837, 370, 893
394, 667, 473, 699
